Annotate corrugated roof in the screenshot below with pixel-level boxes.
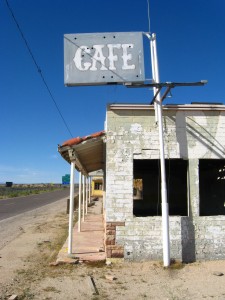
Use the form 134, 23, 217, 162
58, 131, 105, 174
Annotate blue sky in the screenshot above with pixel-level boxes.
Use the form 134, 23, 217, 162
1, 0, 225, 183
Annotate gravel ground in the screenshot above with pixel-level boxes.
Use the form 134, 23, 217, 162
0, 198, 225, 300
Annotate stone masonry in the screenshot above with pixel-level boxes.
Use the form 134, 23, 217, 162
105, 104, 225, 261
105, 222, 125, 258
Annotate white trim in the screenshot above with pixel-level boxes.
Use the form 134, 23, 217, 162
109, 104, 225, 111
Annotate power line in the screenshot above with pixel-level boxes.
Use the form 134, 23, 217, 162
5, 0, 73, 138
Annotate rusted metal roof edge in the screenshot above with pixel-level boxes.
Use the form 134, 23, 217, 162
58, 134, 105, 175
61, 130, 105, 147
58, 134, 105, 153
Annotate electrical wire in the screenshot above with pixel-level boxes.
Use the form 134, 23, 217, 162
5, 0, 73, 138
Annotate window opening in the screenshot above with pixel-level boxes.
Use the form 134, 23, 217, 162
199, 159, 225, 216
94, 182, 102, 190
133, 159, 188, 217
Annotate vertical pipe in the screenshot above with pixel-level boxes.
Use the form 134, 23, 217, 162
68, 161, 75, 255
151, 33, 170, 267
86, 176, 88, 214
78, 172, 82, 232
157, 97, 170, 267
82, 174, 85, 222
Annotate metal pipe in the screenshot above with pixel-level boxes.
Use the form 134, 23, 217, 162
151, 33, 170, 267
68, 161, 75, 254
82, 174, 85, 222
160, 87, 172, 103
150, 87, 162, 105
78, 172, 82, 232
148, 33, 158, 122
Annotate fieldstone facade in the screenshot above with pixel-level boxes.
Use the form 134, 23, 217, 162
104, 104, 225, 261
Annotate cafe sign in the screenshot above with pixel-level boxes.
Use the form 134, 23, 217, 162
64, 32, 145, 86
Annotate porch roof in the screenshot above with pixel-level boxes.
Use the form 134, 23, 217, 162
58, 131, 105, 175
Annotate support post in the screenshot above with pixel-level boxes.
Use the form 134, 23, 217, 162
150, 33, 170, 267
89, 176, 91, 203
68, 161, 75, 255
82, 174, 85, 222
78, 172, 82, 232
86, 176, 88, 214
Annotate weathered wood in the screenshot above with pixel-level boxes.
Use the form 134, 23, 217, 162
87, 276, 99, 295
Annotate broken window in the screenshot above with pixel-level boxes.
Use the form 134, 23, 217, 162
133, 159, 188, 217
199, 159, 225, 216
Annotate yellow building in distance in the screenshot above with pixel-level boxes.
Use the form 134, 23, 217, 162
90, 170, 103, 197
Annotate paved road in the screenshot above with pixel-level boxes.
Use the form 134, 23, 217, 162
0, 188, 71, 221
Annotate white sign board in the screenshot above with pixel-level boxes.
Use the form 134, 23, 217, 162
64, 32, 145, 86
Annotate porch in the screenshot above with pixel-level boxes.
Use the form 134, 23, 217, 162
57, 197, 105, 263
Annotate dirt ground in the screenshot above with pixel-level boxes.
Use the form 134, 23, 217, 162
0, 198, 225, 300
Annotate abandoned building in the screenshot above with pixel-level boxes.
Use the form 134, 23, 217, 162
58, 103, 225, 262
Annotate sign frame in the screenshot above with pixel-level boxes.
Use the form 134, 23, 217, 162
64, 32, 145, 86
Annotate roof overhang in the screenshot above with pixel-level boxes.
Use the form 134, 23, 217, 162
58, 131, 105, 175
109, 103, 225, 111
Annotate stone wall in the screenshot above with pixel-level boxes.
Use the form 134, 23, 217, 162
114, 216, 225, 261
116, 217, 182, 261
105, 105, 225, 261
194, 216, 225, 261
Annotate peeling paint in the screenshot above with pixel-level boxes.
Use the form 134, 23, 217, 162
130, 123, 142, 134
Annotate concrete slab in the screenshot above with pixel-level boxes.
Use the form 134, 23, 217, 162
57, 197, 105, 263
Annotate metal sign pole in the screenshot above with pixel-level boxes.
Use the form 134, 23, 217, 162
149, 34, 158, 123
150, 33, 170, 267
